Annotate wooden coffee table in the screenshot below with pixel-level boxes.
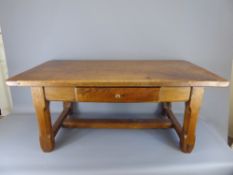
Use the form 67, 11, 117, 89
7, 60, 229, 153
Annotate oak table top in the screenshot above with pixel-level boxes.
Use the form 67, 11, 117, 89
6, 60, 229, 87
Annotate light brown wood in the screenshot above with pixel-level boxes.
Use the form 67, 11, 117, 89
162, 102, 183, 138
180, 87, 204, 153
6, 60, 229, 87
31, 87, 54, 152
159, 87, 191, 102
75, 87, 160, 102
7, 60, 229, 153
45, 87, 75, 101
53, 102, 72, 137
44, 87, 191, 102
62, 118, 172, 129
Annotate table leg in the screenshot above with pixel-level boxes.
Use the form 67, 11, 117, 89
180, 87, 204, 153
63, 102, 74, 116
31, 87, 55, 152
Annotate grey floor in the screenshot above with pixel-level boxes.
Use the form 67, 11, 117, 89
1, 113, 233, 175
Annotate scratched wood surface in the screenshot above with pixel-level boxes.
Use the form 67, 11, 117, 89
7, 60, 229, 87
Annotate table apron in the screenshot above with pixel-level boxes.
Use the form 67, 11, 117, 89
44, 87, 191, 102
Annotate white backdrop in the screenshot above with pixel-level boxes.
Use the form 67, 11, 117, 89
0, 32, 12, 116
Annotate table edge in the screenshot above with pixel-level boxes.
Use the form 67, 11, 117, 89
6, 79, 230, 87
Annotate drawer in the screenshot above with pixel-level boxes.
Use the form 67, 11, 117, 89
44, 87, 191, 102
76, 88, 160, 102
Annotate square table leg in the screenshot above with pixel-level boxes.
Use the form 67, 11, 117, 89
180, 87, 204, 153
30, 86, 204, 153
31, 87, 55, 152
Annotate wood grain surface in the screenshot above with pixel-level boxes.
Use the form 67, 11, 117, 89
7, 60, 229, 87
44, 87, 191, 102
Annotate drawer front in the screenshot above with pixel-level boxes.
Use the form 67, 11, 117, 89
44, 87, 191, 102
76, 88, 160, 102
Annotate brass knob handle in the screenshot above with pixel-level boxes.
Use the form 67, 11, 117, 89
115, 94, 121, 99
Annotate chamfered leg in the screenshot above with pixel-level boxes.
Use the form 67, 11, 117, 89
160, 102, 168, 116
31, 87, 55, 152
180, 87, 204, 153
63, 102, 74, 117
